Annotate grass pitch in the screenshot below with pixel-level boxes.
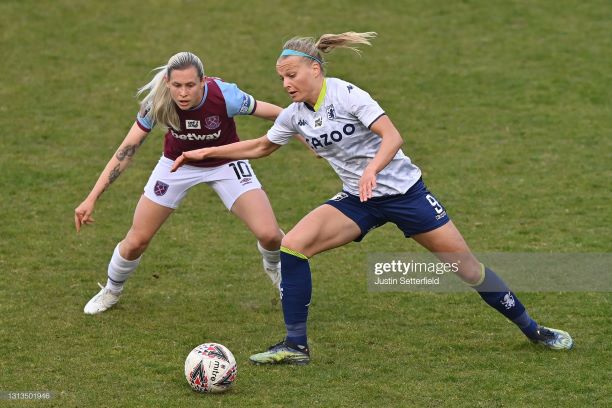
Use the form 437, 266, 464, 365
0, 1, 610, 406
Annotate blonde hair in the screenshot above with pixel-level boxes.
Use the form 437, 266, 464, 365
281, 32, 377, 73
137, 52, 205, 130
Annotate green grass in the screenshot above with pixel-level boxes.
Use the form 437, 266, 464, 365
1, 0, 610, 406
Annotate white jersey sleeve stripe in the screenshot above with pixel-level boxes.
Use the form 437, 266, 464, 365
367, 112, 387, 129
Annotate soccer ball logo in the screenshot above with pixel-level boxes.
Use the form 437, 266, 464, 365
184, 343, 237, 393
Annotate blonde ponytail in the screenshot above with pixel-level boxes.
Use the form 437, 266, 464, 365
280, 32, 377, 73
315, 32, 377, 54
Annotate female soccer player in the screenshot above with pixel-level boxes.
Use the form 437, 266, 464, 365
172, 34, 574, 363
75, 52, 284, 314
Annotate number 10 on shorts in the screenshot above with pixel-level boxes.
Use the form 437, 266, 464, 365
229, 161, 253, 180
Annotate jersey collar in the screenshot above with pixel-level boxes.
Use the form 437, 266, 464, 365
305, 78, 327, 112
189, 82, 208, 111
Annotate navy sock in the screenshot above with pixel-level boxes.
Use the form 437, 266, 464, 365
473, 266, 539, 339
280, 249, 312, 347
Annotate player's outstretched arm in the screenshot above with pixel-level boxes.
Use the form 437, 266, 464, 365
74, 122, 149, 232
171, 136, 280, 172
252, 100, 283, 121
359, 115, 404, 202
254, 102, 315, 157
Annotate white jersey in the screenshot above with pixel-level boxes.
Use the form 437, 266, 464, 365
267, 78, 421, 197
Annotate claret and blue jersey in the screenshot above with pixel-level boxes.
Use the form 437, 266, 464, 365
267, 77, 422, 197
136, 77, 256, 167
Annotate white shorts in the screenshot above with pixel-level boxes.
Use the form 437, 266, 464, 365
143, 156, 262, 210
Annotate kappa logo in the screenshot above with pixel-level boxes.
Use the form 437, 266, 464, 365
330, 192, 348, 201
204, 115, 221, 130
153, 180, 169, 196
186, 120, 200, 129
347, 84, 354, 93
326, 105, 336, 120
501, 292, 516, 309
435, 210, 448, 221
297, 119, 307, 127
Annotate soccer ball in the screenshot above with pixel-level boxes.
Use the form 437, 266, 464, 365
184, 343, 237, 393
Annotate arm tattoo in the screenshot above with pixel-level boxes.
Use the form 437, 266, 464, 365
108, 163, 122, 184
115, 134, 147, 161
105, 134, 146, 191
116, 144, 137, 161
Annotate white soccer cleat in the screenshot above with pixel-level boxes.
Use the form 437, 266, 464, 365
84, 283, 121, 315
263, 259, 281, 290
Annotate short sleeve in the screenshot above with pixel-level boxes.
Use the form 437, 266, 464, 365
136, 103, 154, 132
266, 106, 298, 145
346, 83, 385, 129
214, 79, 256, 117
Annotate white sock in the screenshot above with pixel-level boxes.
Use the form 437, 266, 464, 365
106, 244, 141, 292
257, 241, 281, 265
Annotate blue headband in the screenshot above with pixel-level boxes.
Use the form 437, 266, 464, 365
280, 49, 323, 64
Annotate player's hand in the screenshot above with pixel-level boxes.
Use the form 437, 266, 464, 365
359, 167, 377, 202
171, 149, 208, 172
74, 199, 96, 232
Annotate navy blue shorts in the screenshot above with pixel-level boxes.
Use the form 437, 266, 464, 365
324, 178, 450, 241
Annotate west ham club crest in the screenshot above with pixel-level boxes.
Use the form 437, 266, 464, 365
204, 115, 221, 130
154, 180, 169, 196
